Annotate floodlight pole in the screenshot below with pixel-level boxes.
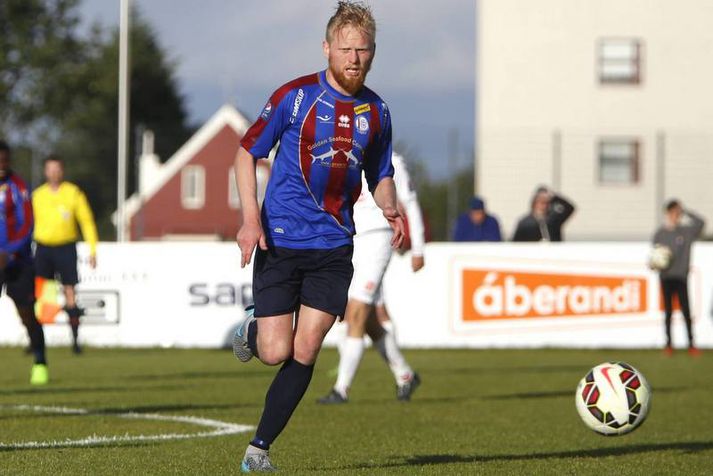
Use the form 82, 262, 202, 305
117, 0, 132, 241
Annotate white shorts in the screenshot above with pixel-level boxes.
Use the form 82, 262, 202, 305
348, 229, 393, 305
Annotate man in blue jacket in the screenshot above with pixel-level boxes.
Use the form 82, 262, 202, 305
453, 196, 502, 242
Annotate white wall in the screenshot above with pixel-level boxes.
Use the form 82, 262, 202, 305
477, 0, 713, 240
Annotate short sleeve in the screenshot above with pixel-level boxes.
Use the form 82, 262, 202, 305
240, 89, 293, 159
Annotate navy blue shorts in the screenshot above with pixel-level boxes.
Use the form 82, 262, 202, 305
34, 243, 79, 285
252, 245, 354, 319
0, 260, 36, 308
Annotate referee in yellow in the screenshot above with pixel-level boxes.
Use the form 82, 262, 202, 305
33, 155, 98, 354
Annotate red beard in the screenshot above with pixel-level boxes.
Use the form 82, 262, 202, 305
329, 63, 370, 95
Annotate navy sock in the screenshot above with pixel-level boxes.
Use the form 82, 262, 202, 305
254, 358, 315, 448
247, 320, 259, 358
20, 310, 47, 365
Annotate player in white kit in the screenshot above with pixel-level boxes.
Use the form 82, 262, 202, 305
318, 152, 426, 403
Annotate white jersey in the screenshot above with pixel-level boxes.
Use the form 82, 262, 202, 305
353, 153, 426, 256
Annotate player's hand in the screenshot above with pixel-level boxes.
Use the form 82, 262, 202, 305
411, 255, 424, 272
89, 255, 97, 269
236, 220, 267, 268
0, 251, 8, 270
382, 206, 405, 249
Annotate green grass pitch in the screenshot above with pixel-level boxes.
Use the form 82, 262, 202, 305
1, 346, 712, 474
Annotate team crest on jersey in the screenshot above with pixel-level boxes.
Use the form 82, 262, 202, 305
261, 102, 273, 120
338, 115, 351, 128
356, 116, 369, 134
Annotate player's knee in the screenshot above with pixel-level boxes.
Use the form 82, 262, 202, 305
293, 338, 323, 365
259, 343, 292, 366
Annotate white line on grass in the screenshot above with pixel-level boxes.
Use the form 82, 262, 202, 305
0, 404, 254, 450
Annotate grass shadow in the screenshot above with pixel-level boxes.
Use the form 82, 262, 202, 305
339, 441, 713, 470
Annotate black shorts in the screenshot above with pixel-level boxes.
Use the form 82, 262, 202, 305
252, 245, 354, 319
35, 243, 79, 285
0, 260, 36, 308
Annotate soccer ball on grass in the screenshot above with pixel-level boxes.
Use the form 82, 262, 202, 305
575, 362, 651, 436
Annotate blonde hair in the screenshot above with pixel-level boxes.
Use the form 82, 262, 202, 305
325, 1, 376, 43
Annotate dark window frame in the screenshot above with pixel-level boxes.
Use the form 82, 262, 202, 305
597, 138, 641, 185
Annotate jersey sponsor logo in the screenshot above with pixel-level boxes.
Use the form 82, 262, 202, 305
461, 269, 647, 321
354, 103, 370, 115
273, 227, 284, 234
317, 114, 332, 122
289, 89, 305, 124
307, 137, 364, 153
310, 147, 359, 170
317, 96, 335, 109
338, 115, 351, 128
356, 116, 369, 134
260, 102, 273, 120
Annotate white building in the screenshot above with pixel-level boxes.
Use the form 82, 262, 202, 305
476, 0, 713, 240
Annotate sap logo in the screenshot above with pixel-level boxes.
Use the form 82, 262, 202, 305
189, 283, 252, 307
338, 115, 351, 128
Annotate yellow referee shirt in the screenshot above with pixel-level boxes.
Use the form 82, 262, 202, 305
32, 182, 99, 256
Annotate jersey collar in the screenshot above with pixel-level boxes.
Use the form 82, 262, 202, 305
318, 70, 361, 102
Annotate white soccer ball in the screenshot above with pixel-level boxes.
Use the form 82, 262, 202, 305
575, 362, 651, 436
649, 245, 672, 271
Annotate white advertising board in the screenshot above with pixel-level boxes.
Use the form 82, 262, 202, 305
1, 242, 711, 348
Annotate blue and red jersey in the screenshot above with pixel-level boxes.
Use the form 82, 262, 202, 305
0, 172, 34, 263
241, 70, 394, 249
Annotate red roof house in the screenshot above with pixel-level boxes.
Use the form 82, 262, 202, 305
121, 105, 269, 241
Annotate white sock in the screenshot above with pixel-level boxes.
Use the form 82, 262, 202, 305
335, 322, 348, 358
380, 320, 395, 334
334, 337, 364, 397
374, 327, 413, 386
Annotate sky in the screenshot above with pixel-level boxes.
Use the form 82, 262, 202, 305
79, 0, 476, 179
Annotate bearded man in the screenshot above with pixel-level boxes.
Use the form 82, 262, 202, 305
231, 2, 403, 472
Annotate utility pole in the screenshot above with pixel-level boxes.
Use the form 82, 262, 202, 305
116, 0, 132, 241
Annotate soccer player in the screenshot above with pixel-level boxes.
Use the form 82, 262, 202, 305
32, 155, 98, 354
232, 2, 403, 472
653, 199, 705, 356
318, 152, 425, 404
0, 140, 49, 385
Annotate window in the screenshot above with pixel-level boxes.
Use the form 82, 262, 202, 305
228, 168, 241, 209
598, 139, 640, 185
181, 165, 205, 209
598, 38, 641, 84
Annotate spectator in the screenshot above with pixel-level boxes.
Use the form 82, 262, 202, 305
453, 196, 502, 242
512, 186, 575, 242
653, 199, 705, 356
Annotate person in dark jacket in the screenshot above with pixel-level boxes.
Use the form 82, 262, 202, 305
453, 196, 502, 242
653, 199, 705, 356
512, 186, 575, 242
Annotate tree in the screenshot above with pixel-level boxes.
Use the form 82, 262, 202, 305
1, 3, 191, 238
0, 0, 84, 137
49, 10, 193, 238
397, 143, 475, 242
